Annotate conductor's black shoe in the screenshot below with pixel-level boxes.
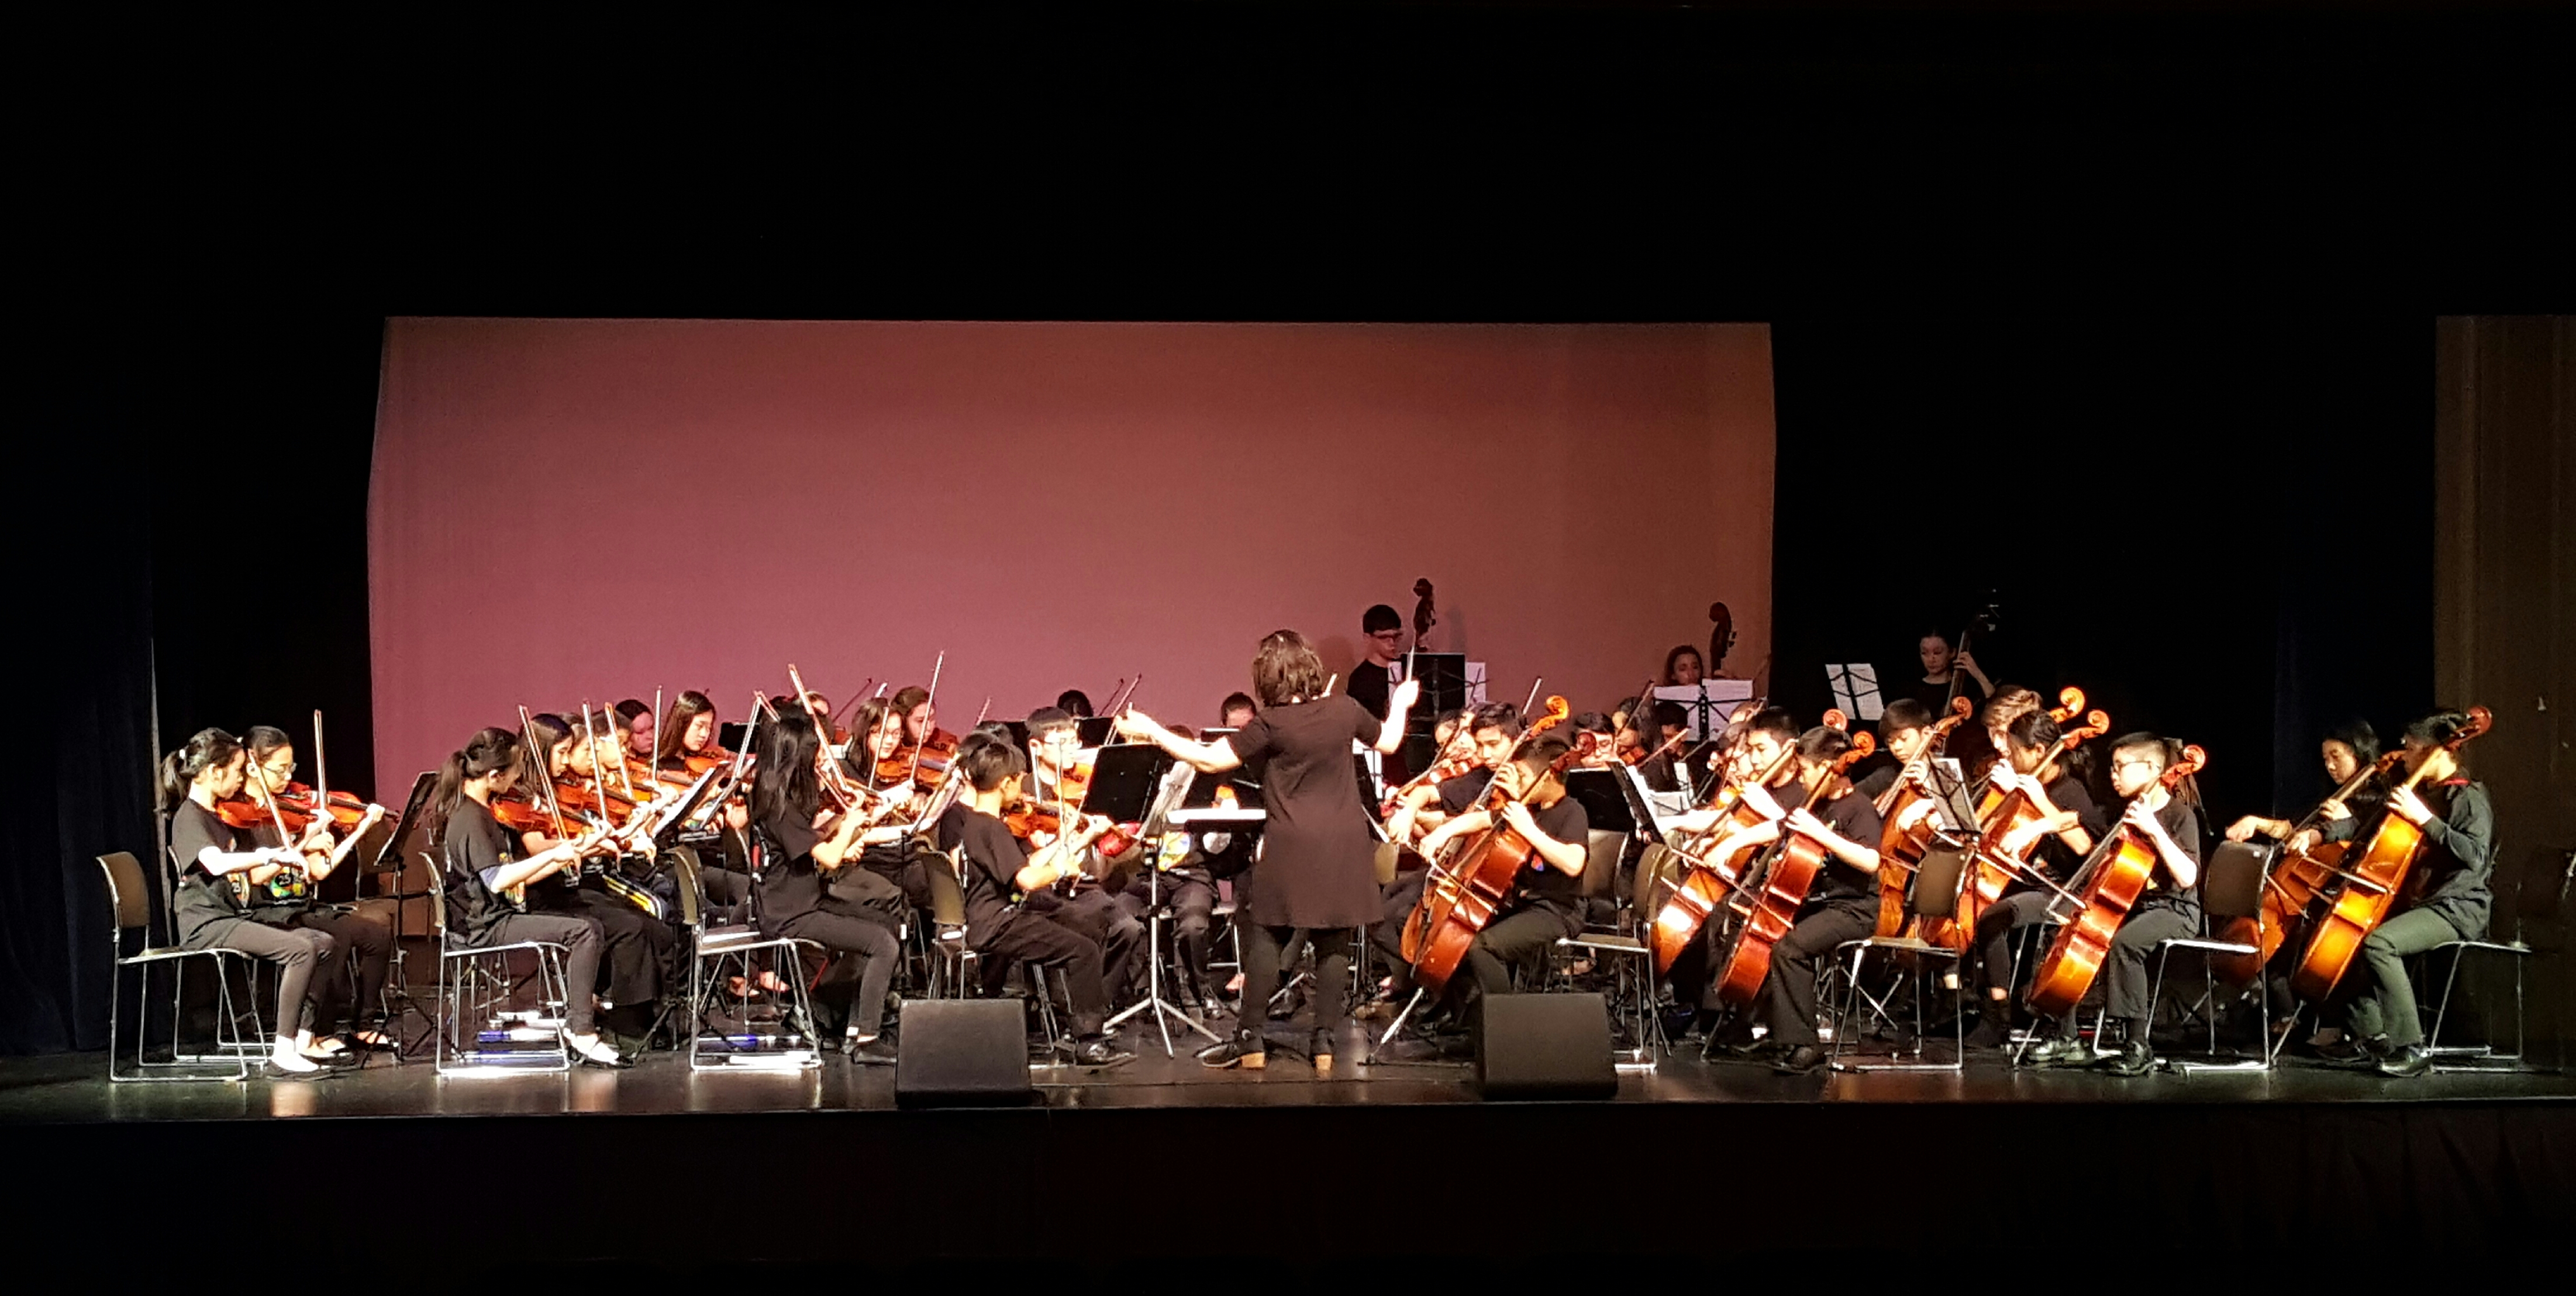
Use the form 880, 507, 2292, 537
2375, 1044, 2434, 1078
1073, 1038, 1134, 1068
2101, 1039, 2157, 1077
1772, 1045, 1827, 1075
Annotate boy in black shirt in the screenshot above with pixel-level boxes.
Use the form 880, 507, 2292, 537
1415, 730, 1592, 1007
951, 735, 1133, 1067
1344, 603, 1406, 721
1966, 710, 2109, 1048
2023, 732, 2202, 1076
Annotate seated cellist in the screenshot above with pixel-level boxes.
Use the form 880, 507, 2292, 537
1965, 710, 2108, 1049
1412, 729, 1592, 1016
1699, 723, 1885, 1075
2323, 709, 2494, 1079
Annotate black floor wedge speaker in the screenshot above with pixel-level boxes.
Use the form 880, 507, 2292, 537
1475, 992, 1618, 1100
895, 1000, 1034, 1107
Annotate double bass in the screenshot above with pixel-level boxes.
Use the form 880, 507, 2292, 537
1401, 697, 1574, 994
1645, 715, 1814, 974
2025, 744, 2206, 1018
1705, 723, 1877, 1005
2289, 706, 2491, 1000
1870, 696, 1975, 937
2208, 748, 2403, 986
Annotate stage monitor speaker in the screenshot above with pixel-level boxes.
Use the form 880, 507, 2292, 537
895, 1000, 1033, 1108
1475, 993, 1617, 1101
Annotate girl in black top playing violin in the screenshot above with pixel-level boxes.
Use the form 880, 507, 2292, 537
423, 727, 627, 1067
236, 725, 396, 1053
163, 728, 352, 1077
747, 711, 904, 1063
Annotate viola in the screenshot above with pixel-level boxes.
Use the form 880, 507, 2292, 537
271, 782, 371, 832
1646, 726, 1809, 976
2025, 744, 2207, 1017
877, 728, 960, 787
1046, 756, 1137, 860
2289, 706, 2491, 1000
1402, 698, 1577, 994
217, 793, 313, 836
1706, 727, 1878, 1005
1870, 696, 1975, 938
2209, 749, 2402, 985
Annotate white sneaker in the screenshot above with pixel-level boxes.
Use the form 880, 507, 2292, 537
563, 1031, 627, 1068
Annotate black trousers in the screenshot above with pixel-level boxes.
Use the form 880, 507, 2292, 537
1975, 889, 2058, 998
191, 916, 341, 1035
1116, 872, 1218, 998
1053, 887, 1144, 1008
474, 912, 604, 1035
1462, 903, 1578, 1001
549, 891, 671, 1010
1241, 924, 1353, 1043
778, 904, 900, 1038
980, 912, 1111, 1038
1758, 902, 1876, 1048
2103, 904, 2199, 1029
284, 908, 392, 1032
2346, 906, 2464, 1048
1371, 870, 1430, 1000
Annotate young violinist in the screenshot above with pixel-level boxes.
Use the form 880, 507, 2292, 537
2024, 732, 2203, 1076
949, 733, 1134, 1067
747, 711, 905, 1062
237, 725, 397, 1052
615, 699, 654, 761
162, 728, 352, 1076
507, 711, 675, 1049
2327, 709, 2495, 1078
891, 685, 937, 748
423, 727, 626, 1067
1413, 729, 1592, 1009
1964, 710, 2109, 1049
1219, 692, 1258, 730
1693, 721, 1886, 1075
1634, 701, 1692, 793
1057, 689, 1095, 718
1020, 706, 1146, 1008
1117, 629, 1420, 1072
654, 690, 732, 775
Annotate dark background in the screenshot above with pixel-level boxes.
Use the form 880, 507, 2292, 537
11, 3, 2562, 1054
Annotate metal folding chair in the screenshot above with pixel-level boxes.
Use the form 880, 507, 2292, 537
1826, 842, 1968, 1073
98, 852, 258, 1081
672, 848, 820, 1070
429, 873, 572, 1076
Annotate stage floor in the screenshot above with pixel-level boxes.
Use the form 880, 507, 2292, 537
6, 1017, 2569, 1124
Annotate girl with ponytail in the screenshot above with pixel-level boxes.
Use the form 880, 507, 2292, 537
430, 727, 627, 1067
163, 727, 351, 1077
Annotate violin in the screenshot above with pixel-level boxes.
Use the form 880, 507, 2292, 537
2209, 748, 2402, 986
877, 728, 960, 787
1401, 697, 1577, 994
2289, 706, 2491, 1000
2025, 743, 2207, 1018
1644, 722, 1809, 976
1706, 724, 1878, 1005
1869, 695, 1975, 938
217, 793, 313, 836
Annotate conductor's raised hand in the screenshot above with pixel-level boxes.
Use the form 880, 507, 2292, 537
1113, 711, 1158, 742
1390, 678, 1422, 713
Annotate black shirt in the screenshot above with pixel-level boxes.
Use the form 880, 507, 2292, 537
439, 796, 522, 942
2033, 775, 2108, 879
2129, 792, 2205, 914
1223, 694, 1385, 928
1346, 661, 1394, 722
955, 807, 1031, 948
1901, 671, 1987, 719
1515, 795, 1592, 917
168, 799, 253, 942
753, 805, 828, 931
1806, 788, 1887, 906
2407, 779, 2496, 939
1854, 766, 1896, 805
1438, 767, 1495, 817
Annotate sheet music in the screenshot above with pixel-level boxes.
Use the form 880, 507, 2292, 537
1650, 680, 1756, 743
1825, 663, 1884, 721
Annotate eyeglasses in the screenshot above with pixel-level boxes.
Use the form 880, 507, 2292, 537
1370, 630, 1405, 641
2113, 758, 2158, 772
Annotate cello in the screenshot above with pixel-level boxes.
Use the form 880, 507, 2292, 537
1645, 715, 1813, 974
1705, 724, 1878, 1005
2289, 706, 2491, 1000
2025, 744, 2206, 1018
1400, 697, 1573, 993
2208, 748, 2403, 985
1870, 696, 1975, 937
1924, 692, 2109, 955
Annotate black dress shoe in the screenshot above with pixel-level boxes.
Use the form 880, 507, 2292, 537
2023, 1035, 2091, 1067
2319, 1034, 2392, 1069
846, 1038, 899, 1067
1197, 1029, 1265, 1070
2376, 1044, 2434, 1078
1707, 1031, 1781, 1060
1772, 1045, 1827, 1075
1073, 1038, 1135, 1068
1964, 1015, 2010, 1051
2101, 1039, 2157, 1077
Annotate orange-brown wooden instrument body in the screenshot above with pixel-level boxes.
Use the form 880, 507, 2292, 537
2289, 707, 2490, 1000
1645, 717, 1826, 976
1871, 697, 1975, 936
1708, 731, 1877, 1005
1404, 699, 1575, 994
1924, 692, 2105, 955
2209, 750, 2402, 984
2025, 745, 2205, 1017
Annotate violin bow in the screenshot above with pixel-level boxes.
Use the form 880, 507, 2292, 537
310, 709, 332, 827
518, 706, 573, 843
651, 686, 663, 772
241, 734, 304, 889
904, 650, 945, 789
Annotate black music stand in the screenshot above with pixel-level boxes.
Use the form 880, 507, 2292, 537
1405, 652, 1468, 734
718, 721, 750, 755
1563, 769, 1635, 835
1106, 762, 1223, 1055
1078, 744, 1173, 824
368, 771, 441, 1057
1074, 716, 1118, 748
